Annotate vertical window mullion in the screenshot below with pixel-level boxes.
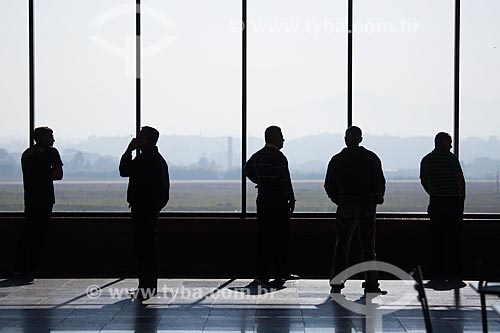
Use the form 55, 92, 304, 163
136, 0, 141, 136
242, 0, 247, 216
453, 0, 460, 158
29, 0, 35, 146
347, 0, 353, 128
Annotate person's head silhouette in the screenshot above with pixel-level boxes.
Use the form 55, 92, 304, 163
33, 127, 55, 147
138, 126, 160, 150
265, 126, 285, 150
434, 132, 452, 151
345, 126, 362, 148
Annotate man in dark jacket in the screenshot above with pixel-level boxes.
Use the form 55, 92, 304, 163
324, 126, 385, 295
245, 126, 295, 284
420, 132, 465, 284
120, 126, 169, 299
16, 127, 63, 275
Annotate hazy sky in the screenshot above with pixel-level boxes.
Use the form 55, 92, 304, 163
1, 0, 499, 143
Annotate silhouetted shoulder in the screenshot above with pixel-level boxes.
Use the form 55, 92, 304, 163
21, 146, 63, 166
253, 147, 287, 162
330, 148, 348, 161
420, 151, 433, 163
276, 149, 288, 162
357, 146, 376, 157
21, 145, 44, 160
421, 150, 458, 163
365, 147, 382, 162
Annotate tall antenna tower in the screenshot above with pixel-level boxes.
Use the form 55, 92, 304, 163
227, 136, 233, 170
497, 165, 499, 195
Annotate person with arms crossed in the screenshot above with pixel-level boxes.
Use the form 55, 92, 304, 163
16, 127, 63, 276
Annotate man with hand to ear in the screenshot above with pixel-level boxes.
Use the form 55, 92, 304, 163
120, 126, 170, 300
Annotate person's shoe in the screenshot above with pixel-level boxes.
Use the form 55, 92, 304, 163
363, 287, 388, 295
279, 273, 300, 281
330, 282, 345, 294
11, 271, 35, 282
254, 278, 271, 288
330, 286, 343, 294
424, 279, 447, 289
446, 279, 466, 289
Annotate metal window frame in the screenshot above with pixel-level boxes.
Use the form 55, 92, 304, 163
2, 210, 500, 221
454, 0, 460, 158
26, 0, 462, 215
242, 0, 247, 216
29, 0, 35, 147
136, 0, 141, 136
347, 0, 353, 128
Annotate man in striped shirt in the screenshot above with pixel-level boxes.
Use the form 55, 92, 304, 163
245, 126, 295, 284
420, 132, 466, 283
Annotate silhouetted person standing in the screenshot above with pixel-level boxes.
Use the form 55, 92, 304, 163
420, 132, 465, 283
16, 127, 63, 275
245, 126, 295, 284
120, 126, 170, 299
324, 126, 385, 294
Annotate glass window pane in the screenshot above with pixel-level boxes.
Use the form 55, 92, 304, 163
0, 0, 29, 211
461, 0, 500, 213
247, 0, 347, 212
35, 0, 135, 211
142, 0, 242, 212
354, 0, 454, 212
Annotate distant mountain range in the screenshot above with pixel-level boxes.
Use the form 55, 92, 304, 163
1, 133, 500, 180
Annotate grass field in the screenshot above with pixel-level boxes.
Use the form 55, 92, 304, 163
1, 180, 499, 213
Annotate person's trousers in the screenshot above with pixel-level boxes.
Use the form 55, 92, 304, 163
330, 202, 378, 288
428, 196, 464, 280
256, 195, 290, 280
131, 208, 159, 291
15, 204, 53, 273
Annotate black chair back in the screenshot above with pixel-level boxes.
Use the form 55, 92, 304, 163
411, 266, 433, 333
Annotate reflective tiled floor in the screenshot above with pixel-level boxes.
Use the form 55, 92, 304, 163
0, 277, 499, 332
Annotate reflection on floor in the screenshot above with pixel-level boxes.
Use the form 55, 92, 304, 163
0, 278, 499, 332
